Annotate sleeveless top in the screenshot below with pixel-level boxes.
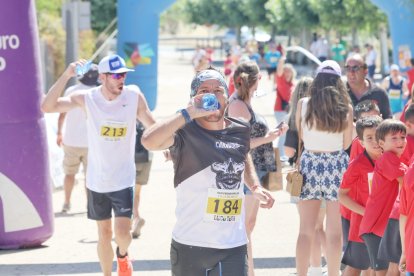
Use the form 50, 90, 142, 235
62, 83, 89, 147
170, 118, 250, 248
84, 85, 139, 193
301, 97, 343, 152
230, 96, 276, 172
386, 76, 404, 114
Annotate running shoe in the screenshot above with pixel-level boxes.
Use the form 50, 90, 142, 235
61, 203, 71, 213
117, 254, 133, 276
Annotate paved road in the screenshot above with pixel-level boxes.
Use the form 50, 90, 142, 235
0, 49, 304, 275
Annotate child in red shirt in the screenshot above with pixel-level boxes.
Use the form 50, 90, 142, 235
359, 119, 407, 274
349, 100, 381, 162
400, 104, 414, 165
339, 116, 383, 275
400, 161, 414, 274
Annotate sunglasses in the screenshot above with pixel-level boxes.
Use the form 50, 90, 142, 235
106, 72, 127, 79
345, 65, 366, 73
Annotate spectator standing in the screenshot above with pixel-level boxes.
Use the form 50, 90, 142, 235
57, 64, 99, 213
131, 121, 153, 238
264, 42, 281, 82
274, 50, 296, 164
228, 61, 288, 276
345, 54, 392, 119
364, 44, 377, 80
295, 60, 354, 276
381, 64, 409, 117
331, 38, 346, 66
315, 35, 329, 62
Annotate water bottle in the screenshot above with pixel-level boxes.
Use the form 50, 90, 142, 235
194, 93, 219, 111
75, 61, 92, 77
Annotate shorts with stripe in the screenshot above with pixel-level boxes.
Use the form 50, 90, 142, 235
299, 150, 349, 201
361, 233, 389, 271
87, 187, 133, 220
378, 218, 401, 264
170, 239, 248, 276
342, 241, 371, 270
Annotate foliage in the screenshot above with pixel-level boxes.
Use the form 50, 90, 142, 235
266, 0, 319, 35
36, 0, 66, 78
90, 0, 117, 34
308, 0, 386, 34
160, 0, 187, 35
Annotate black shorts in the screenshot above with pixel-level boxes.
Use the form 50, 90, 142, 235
341, 241, 371, 270
266, 67, 276, 75
361, 233, 389, 271
378, 218, 401, 264
87, 187, 133, 220
170, 239, 248, 276
341, 216, 350, 250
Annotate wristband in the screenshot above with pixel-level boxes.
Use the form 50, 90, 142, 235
178, 108, 192, 124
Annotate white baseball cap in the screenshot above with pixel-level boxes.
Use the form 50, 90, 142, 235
98, 55, 134, 74
390, 64, 400, 71
316, 60, 342, 77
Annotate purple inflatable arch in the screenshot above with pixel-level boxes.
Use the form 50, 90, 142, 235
0, 0, 53, 249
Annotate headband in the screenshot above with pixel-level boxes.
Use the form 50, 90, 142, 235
190, 69, 229, 97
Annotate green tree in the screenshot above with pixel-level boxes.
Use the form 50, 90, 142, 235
266, 0, 319, 37
90, 0, 116, 34
36, 0, 66, 78
184, 0, 270, 43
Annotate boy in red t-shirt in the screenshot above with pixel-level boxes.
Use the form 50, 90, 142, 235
339, 116, 383, 275
399, 161, 414, 274
359, 119, 407, 275
375, 105, 414, 275
349, 100, 381, 162
400, 104, 414, 165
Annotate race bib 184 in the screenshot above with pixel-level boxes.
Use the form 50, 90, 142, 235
204, 188, 242, 223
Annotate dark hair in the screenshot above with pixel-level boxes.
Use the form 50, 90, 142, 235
405, 104, 414, 122
287, 77, 313, 131
375, 119, 406, 142
305, 73, 350, 132
354, 100, 380, 119
356, 115, 383, 140
233, 61, 260, 101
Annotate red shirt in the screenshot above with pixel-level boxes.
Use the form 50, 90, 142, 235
349, 137, 364, 162
401, 162, 414, 272
401, 134, 414, 166
274, 75, 293, 111
228, 75, 235, 96
340, 152, 375, 242
406, 68, 414, 93
389, 194, 400, 220
400, 99, 411, 122
359, 151, 407, 238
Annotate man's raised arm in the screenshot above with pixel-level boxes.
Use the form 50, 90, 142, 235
41, 60, 87, 113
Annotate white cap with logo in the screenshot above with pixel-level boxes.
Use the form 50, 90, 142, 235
98, 55, 134, 74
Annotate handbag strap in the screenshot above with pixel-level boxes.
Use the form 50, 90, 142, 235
295, 101, 303, 170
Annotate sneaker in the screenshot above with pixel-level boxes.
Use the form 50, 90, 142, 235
308, 266, 323, 276
117, 254, 133, 276
131, 218, 145, 238
61, 203, 71, 213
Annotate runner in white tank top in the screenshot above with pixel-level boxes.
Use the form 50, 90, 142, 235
41, 55, 156, 276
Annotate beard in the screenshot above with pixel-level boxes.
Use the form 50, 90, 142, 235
202, 107, 225, 122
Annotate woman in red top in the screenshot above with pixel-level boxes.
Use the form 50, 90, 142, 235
274, 51, 296, 163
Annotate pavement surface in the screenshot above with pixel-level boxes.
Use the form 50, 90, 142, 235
0, 47, 305, 275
